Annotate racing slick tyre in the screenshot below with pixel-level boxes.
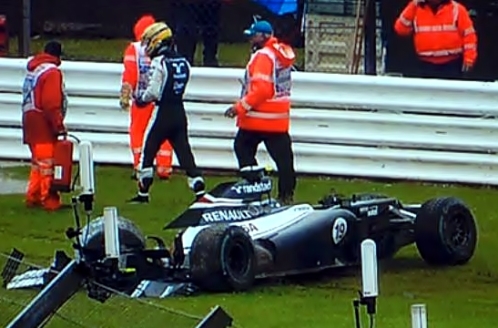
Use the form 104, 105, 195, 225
190, 224, 256, 292
414, 197, 477, 266
75, 216, 146, 263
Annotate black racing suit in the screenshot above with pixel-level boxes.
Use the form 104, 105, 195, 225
135, 47, 205, 198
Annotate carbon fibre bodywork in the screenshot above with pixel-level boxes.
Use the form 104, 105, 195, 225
166, 170, 420, 280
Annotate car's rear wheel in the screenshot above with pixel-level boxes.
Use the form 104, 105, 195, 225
189, 224, 256, 292
414, 197, 477, 266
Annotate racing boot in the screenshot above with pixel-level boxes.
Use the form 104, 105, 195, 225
188, 176, 206, 200
126, 193, 149, 204
128, 167, 153, 204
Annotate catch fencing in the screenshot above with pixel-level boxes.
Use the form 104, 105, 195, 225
0, 251, 209, 328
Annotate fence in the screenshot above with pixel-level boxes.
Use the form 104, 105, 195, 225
0, 251, 211, 328
0, 0, 376, 72
2, 0, 498, 78
0, 239, 429, 328
1, 57, 498, 185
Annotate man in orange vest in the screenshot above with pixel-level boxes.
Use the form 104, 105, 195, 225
394, 0, 477, 79
22, 41, 67, 211
225, 20, 297, 205
120, 15, 173, 180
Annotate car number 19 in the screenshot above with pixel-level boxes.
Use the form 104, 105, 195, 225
332, 217, 348, 244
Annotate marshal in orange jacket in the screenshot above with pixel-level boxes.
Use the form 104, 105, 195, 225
22, 52, 67, 210
22, 53, 66, 145
234, 37, 296, 133
394, 0, 477, 66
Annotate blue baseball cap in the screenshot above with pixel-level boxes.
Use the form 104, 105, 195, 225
243, 20, 274, 37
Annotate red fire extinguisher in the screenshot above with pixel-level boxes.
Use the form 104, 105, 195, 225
51, 136, 75, 193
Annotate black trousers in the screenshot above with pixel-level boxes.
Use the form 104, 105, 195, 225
234, 129, 296, 199
138, 121, 201, 194
172, 1, 220, 66
408, 57, 464, 80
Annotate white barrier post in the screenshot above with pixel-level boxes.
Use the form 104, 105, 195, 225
411, 304, 428, 328
78, 140, 95, 214
103, 206, 120, 260
351, 239, 379, 328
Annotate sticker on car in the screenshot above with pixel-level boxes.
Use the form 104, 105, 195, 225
332, 217, 348, 244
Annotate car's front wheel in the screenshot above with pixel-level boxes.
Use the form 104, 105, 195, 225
76, 216, 146, 263
189, 224, 256, 292
414, 197, 477, 266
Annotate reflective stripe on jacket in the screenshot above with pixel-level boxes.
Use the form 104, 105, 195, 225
123, 42, 152, 99
122, 41, 155, 113
235, 40, 294, 133
394, 0, 477, 65
22, 63, 57, 114
132, 42, 152, 99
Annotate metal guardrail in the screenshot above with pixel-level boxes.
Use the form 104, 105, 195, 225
2, 58, 498, 185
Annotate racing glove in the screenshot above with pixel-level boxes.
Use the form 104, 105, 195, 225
119, 83, 132, 111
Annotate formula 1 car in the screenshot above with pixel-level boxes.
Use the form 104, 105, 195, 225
61, 165, 478, 296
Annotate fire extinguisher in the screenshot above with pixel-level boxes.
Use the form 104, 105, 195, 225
51, 134, 80, 193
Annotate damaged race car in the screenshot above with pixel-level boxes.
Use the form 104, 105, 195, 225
71, 166, 478, 295
4, 166, 478, 301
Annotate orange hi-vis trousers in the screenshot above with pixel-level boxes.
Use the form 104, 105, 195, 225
129, 104, 173, 178
26, 143, 61, 210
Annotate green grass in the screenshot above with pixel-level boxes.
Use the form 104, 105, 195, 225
6, 37, 305, 68
1, 165, 498, 327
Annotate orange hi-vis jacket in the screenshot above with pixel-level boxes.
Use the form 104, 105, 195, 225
122, 14, 155, 105
122, 41, 154, 108
394, 0, 477, 66
22, 53, 67, 145
234, 37, 296, 133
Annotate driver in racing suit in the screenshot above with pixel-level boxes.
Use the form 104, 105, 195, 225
120, 15, 173, 180
127, 22, 206, 204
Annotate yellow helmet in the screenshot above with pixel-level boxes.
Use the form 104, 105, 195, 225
140, 21, 173, 56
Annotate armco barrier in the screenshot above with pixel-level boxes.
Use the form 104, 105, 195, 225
2, 93, 498, 153
1, 127, 498, 185
2, 57, 498, 185
3, 58, 498, 113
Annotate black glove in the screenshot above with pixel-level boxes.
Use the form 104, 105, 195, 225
224, 106, 237, 118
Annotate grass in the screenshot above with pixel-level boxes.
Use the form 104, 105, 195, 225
1, 165, 498, 328
1, 37, 496, 327
6, 37, 305, 68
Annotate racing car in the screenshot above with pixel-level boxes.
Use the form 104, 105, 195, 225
75, 165, 478, 294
